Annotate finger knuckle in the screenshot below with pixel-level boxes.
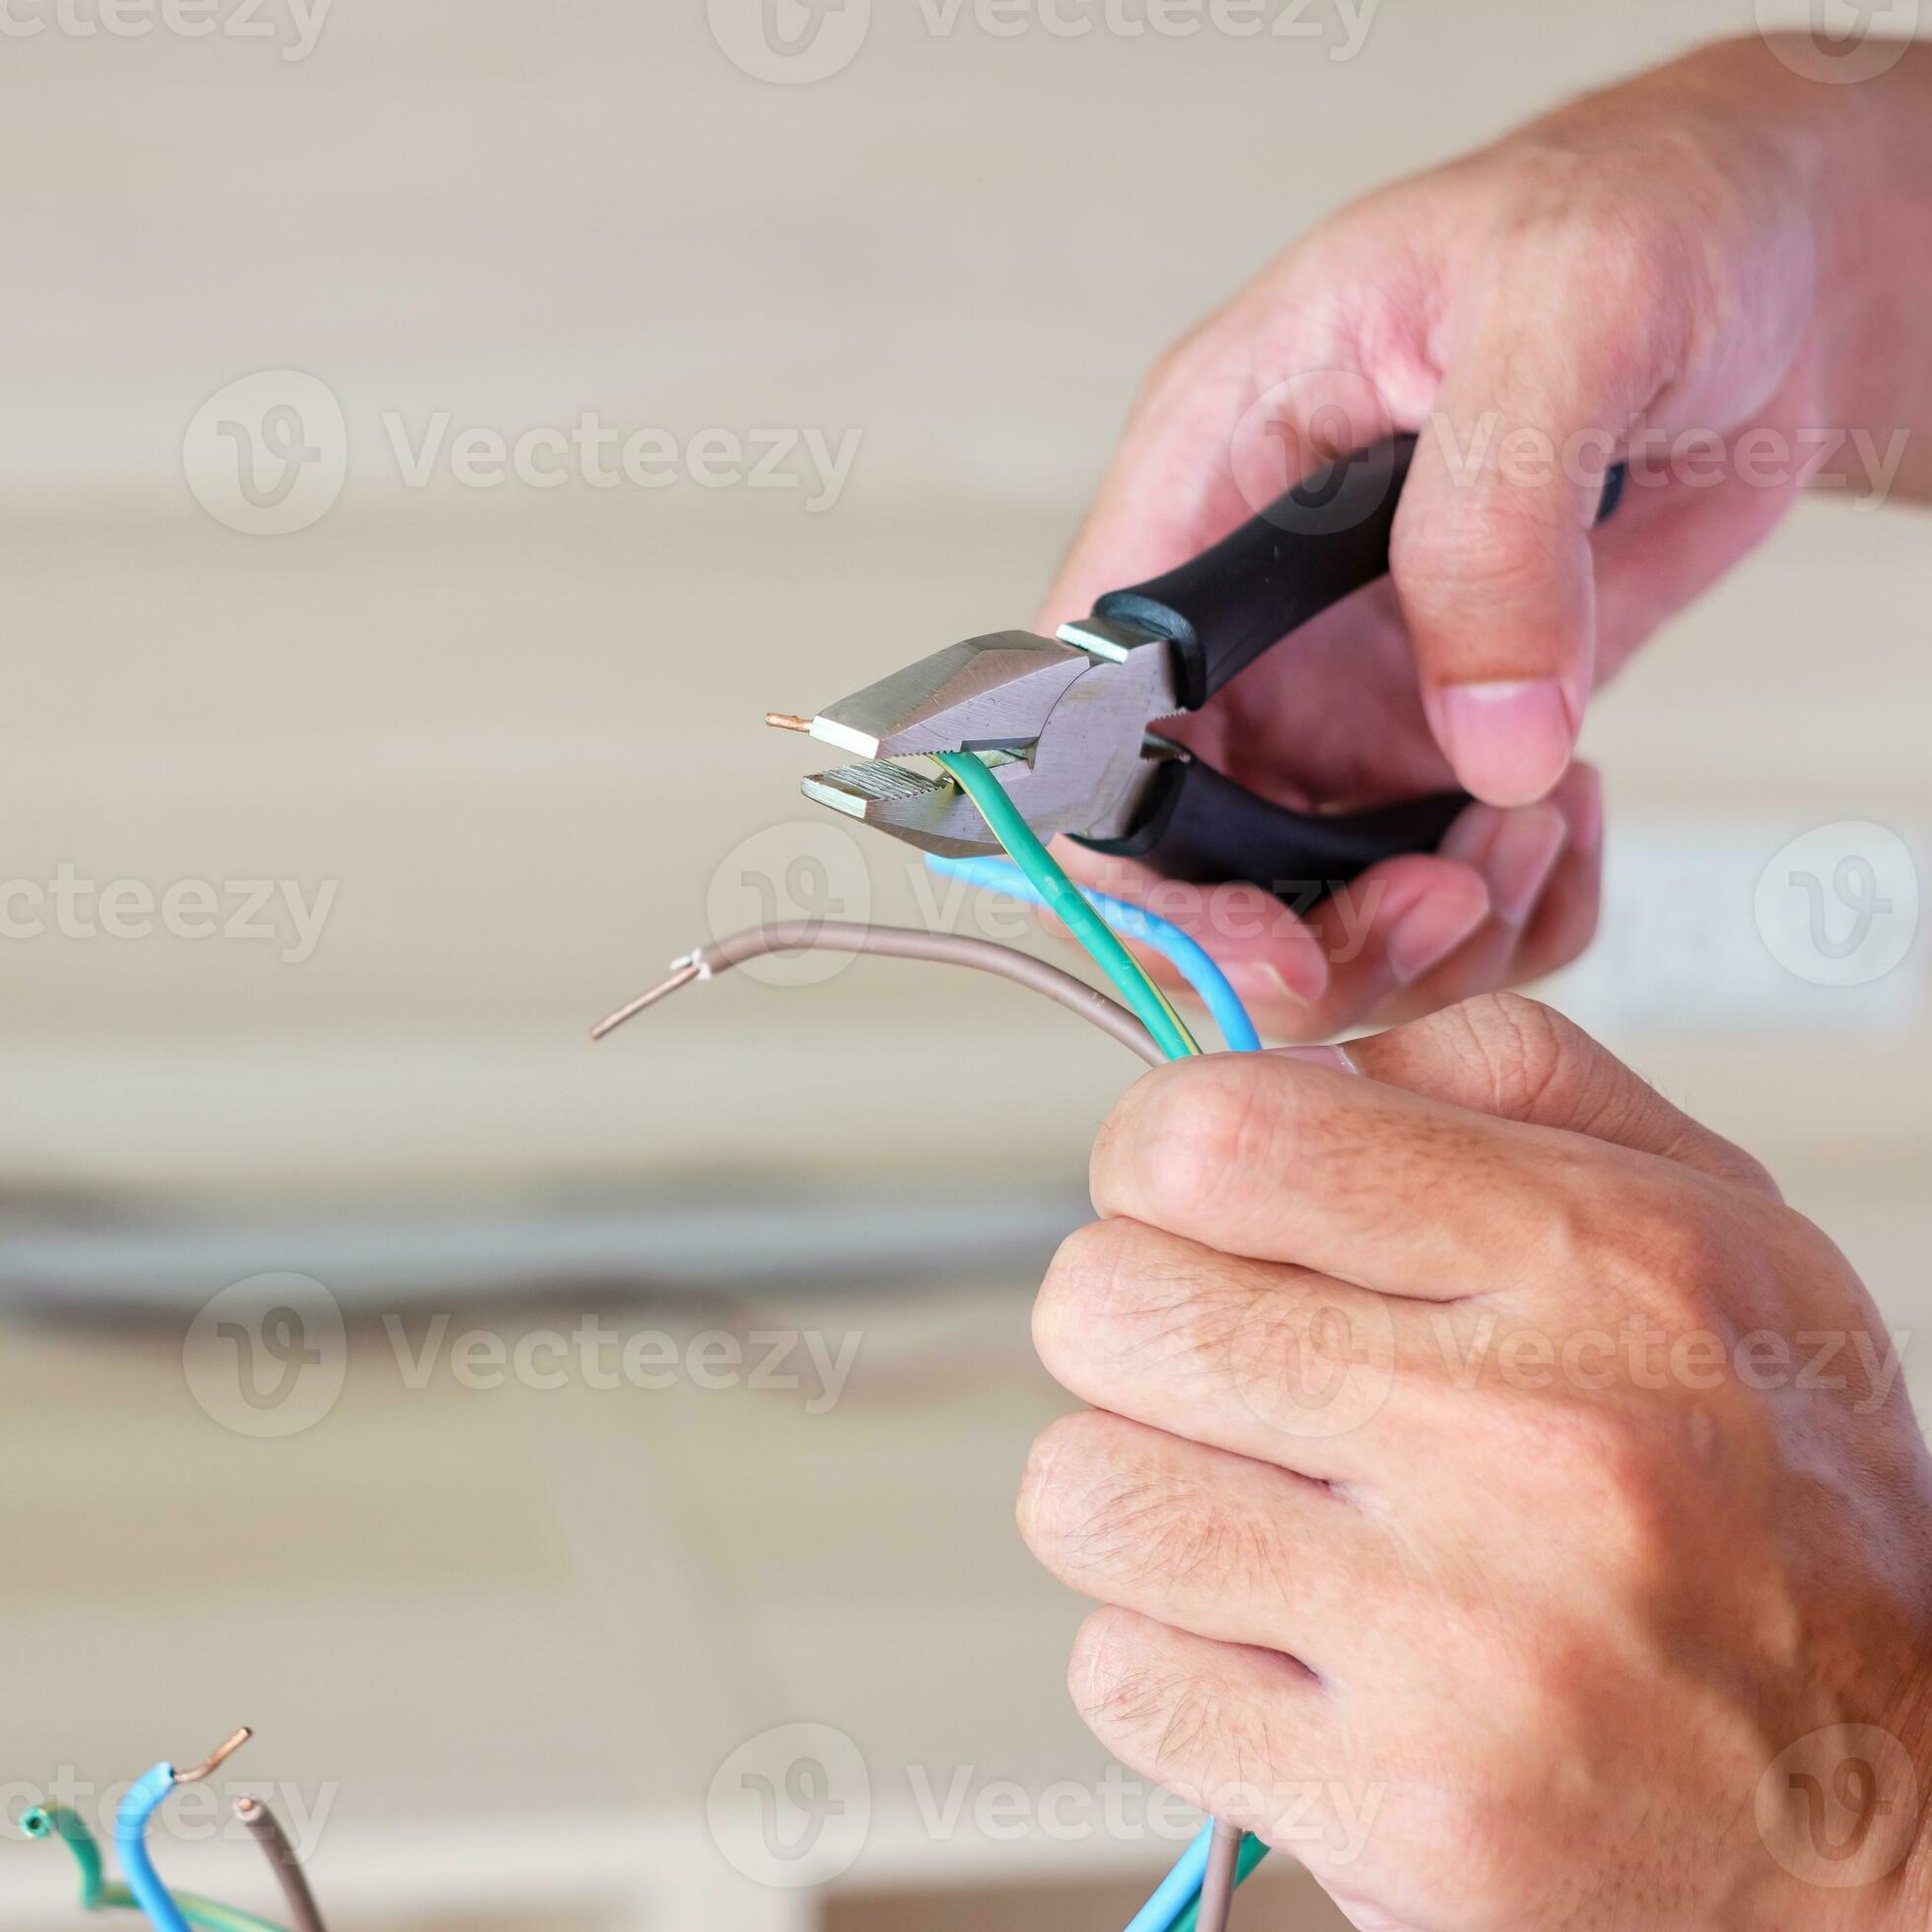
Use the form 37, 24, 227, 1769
1506, 1396, 1680, 1576
1035, 1218, 1145, 1377
1488, 154, 1684, 315
1068, 1608, 1172, 1740
1436, 992, 1582, 1121
1068, 1612, 1256, 1789
1392, 480, 1565, 615
1618, 1186, 1731, 1322
1016, 1409, 1113, 1552
1096, 1059, 1272, 1234
1022, 1418, 1227, 1596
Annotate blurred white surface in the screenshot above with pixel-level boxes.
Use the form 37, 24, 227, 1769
2, 0, 1926, 1203
3, 5, 1931, 1928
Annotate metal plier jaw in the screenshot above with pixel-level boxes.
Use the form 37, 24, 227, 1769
790, 437, 1627, 899
799, 617, 1178, 859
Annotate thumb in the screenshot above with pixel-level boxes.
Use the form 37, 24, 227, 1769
1298, 993, 1779, 1198
1391, 296, 1646, 806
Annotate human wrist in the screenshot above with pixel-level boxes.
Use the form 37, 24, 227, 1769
1733, 35, 1932, 471
1635, 36, 1932, 455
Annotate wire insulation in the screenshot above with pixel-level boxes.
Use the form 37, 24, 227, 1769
23, 1805, 106, 1909
925, 853, 1262, 1053
235, 1799, 326, 1932
592, 922, 1163, 1066
25, 1803, 287, 1932
117, 1765, 196, 1932
1124, 1824, 1214, 1932
1173, 1828, 1272, 1932
1186, 1819, 1246, 1932
933, 752, 1201, 1060
923, 776, 1273, 1929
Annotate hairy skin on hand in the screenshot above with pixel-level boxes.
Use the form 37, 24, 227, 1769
1021, 994, 1932, 1931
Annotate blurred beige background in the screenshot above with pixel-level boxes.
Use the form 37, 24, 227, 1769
3, 0, 1929, 1925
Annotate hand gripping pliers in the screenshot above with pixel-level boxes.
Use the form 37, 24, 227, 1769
788, 435, 1624, 904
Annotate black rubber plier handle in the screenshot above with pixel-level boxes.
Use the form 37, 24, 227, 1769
1074, 433, 1625, 906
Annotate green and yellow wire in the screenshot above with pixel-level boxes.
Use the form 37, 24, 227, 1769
23, 1806, 286, 1932
933, 752, 1201, 1062
933, 750, 1268, 1932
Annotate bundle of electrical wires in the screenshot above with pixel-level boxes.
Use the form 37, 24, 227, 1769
25, 1730, 327, 1932
596, 750, 1272, 1930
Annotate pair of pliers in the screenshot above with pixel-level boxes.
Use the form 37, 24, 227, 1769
789, 436, 1624, 905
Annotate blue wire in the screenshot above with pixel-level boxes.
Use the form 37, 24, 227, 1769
932, 851, 1267, 1928
925, 855, 1262, 1054
1124, 1821, 1215, 1932
116, 1763, 193, 1932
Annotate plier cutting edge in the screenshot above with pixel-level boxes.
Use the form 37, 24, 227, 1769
784, 435, 1624, 905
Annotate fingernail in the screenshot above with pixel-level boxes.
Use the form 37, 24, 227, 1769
1387, 888, 1489, 985
1430, 679, 1575, 806
1437, 799, 1502, 870
1228, 954, 1325, 1008
1278, 1044, 1357, 1074
1484, 805, 1567, 927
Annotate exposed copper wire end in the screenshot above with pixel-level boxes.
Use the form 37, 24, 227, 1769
764, 712, 813, 732
589, 960, 703, 1040
235, 1797, 263, 1820
174, 1727, 251, 1785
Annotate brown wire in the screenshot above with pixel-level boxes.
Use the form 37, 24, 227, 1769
1195, 1819, 1244, 1932
590, 921, 1162, 1066
234, 1797, 327, 1932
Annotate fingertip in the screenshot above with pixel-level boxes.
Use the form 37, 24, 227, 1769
1386, 872, 1491, 985
1425, 678, 1578, 806
1273, 1043, 1359, 1075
